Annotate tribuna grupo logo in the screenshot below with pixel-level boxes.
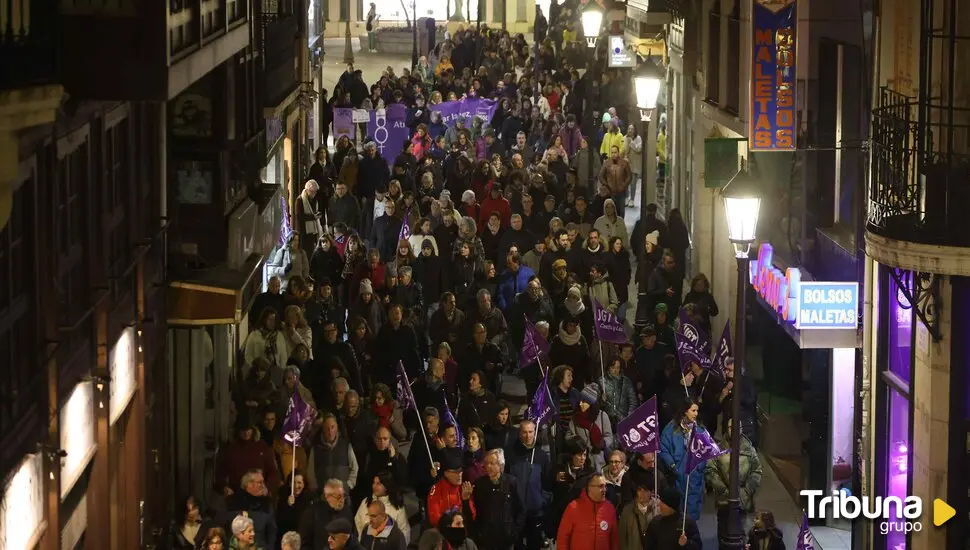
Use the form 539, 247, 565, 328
801, 490, 923, 535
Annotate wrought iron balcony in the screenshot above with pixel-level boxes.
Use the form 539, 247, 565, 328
867, 86, 970, 246
169, 0, 250, 62
0, 0, 58, 90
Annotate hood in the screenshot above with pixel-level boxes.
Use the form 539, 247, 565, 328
603, 198, 617, 219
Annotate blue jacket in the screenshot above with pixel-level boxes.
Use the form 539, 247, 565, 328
659, 422, 706, 520
504, 440, 552, 516
496, 265, 536, 311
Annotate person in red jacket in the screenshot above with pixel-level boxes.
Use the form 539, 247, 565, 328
479, 182, 512, 231
557, 473, 619, 550
427, 449, 477, 528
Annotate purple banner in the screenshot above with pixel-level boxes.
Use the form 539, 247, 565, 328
396, 361, 416, 411
527, 360, 554, 428
684, 425, 727, 475
369, 104, 410, 167
282, 390, 317, 446
429, 97, 499, 127
593, 299, 627, 344
521, 316, 551, 366
678, 308, 711, 354
333, 108, 355, 140
399, 208, 412, 241
796, 513, 815, 550
617, 396, 659, 453
676, 331, 712, 373
442, 390, 465, 449
710, 321, 733, 379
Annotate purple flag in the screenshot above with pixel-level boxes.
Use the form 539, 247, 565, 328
520, 316, 551, 366
333, 108, 356, 140
429, 97, 499, 127
399, 209, 412, 241
676, 332, 712, 373
617, 396, 659, 453
396, 361, 416, 411
281, 390, 317, 446
593, 299, 627, 344
442, 391, 465, 449
279, 193, 293, 248
527, 361, 555, 428
684, 425, 728, 475
678, 308, 711, 354
796, 513, 815, 550
710, 321, 733, 379
368, 104, 410, 167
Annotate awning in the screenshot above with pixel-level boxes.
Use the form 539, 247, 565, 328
167, 255, 264, 325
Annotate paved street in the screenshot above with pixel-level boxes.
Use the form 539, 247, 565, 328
329, 48, 851, 550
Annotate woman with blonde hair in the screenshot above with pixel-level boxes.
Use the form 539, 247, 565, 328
282, 305, 312, 359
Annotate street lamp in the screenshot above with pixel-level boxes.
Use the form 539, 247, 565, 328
719, 158, 761, 550
581, 1, 603, 48
635, 56, 664, 220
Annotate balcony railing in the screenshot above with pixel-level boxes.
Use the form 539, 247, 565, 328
0, 0, 57, 90
868, 86, 970, 246
169, 0, 249, 60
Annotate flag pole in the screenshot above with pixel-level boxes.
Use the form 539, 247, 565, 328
401, 362, 435, 464
291, 442, 298, 496
682, 471, 690, 532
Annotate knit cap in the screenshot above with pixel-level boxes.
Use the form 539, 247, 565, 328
360, 278, 374, 295
646, 230, 660, 246
580, 383, 600, 405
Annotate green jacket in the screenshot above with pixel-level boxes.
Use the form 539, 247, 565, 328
704, 436, 762, 511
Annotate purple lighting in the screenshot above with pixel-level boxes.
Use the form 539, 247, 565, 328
895, 442, 907, 454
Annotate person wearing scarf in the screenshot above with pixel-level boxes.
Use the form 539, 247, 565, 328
568, 383, 615, 471
462, 427, 487, 484
602, 450, 629, 509
549, 315, 592, 387
438, 510, 478, 550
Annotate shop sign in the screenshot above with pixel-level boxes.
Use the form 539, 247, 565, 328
0, 453, 46, 550
608, 36, 635, 68
749, 243, 858, 330
61, 381, 97, 500
750, 0, 797, 151
109, 327, 137, 426
796, 282, 859, 330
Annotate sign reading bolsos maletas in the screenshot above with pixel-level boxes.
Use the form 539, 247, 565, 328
750, 0, 797, 151
749, 243, 859, 330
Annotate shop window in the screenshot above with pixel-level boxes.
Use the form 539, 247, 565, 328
886, 270, 912, 386
883, 387, 909, 550
58, 144, 89, 258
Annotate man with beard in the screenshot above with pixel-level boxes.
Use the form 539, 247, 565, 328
539, 230, 572, 289
570, 228, 606, 284
429, 292, 466, 351
510, 130, 534, 166
299, 479, 356, 550
354, 426, 410, 504
224, 469, 277, 548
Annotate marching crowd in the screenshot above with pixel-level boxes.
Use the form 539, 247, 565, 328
168, 7, 788, 550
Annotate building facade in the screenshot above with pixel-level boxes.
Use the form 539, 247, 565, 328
861, 0, 969, 549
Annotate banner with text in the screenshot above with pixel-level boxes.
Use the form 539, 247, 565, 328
429, 97, 499, 127
333, 104, 411, 167
750, 0, 797, 151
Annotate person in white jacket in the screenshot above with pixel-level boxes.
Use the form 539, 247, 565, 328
354, 471, 411, 542
243, 308, 289, 383
593, 198, 630, 249
624, 125, 643, 208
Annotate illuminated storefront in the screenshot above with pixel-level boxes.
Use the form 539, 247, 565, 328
370, 0, 480, 21
0, 454, 46, 550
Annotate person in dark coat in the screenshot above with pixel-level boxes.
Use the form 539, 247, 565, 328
641, 487, 702, 550
472, 448, 525, 550
358, 499, 409, 549
606, 236, 632, 307
299, 480, 356, 550
375, 303, 423, 384
323, 517, 364, 550
276, 470, 314, 548
249, 276, 285, 322
414, 238, 447, 305
224, 469, 278, 549
746, 511, 787, 550
504, 420, 553, 550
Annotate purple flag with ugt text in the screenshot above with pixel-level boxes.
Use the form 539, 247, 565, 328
520, 316, 550, 366
396, 361, 416, 411
429, 97, 499, 127
710, 321, 733, 379
593, 299, 627, 344
526, 361, 555, 428
442, 390, 465, 449
676, 331, 712, 373
684, 425, 728, 475
399, 208, 412, 241
796, 513, 815, 550
678, 308, 711, 354
282, 390, 317, 446
617, 396, 659, 453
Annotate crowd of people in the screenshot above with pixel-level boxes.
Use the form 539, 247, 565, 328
167, 8, 786, 550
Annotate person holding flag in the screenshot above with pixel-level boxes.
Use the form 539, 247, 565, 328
705, 418, 763, 540
658, 397, 707, 521
641, 486, 703, 549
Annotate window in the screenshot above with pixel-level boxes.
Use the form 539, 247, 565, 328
105, 119, 131, 271
57, 144, 88, 258
0, 181, 38, 436
725, 0, 740, 113
705, 1, 720, 103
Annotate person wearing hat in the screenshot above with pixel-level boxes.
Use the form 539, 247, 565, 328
480, 181, 512, 230
652, 302, 676, 351
427, 449, 477, 528
556, 473, 620, 550
478, 126, 504, 160
642, 486, 702, 549
323, 517, 362, 550
567, 383, 615, 471
213, 412, 281, 499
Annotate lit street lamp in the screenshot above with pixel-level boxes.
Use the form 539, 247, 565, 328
634, 56, 664, 222
581, 1, 603, 48
719, 159, 761, 550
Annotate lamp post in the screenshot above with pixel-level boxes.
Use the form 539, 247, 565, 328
533, 0, 541, 106
581, 1, 603, 48
634, 56, 663, 223
411, 0, 418, 69
719, 159, 762, 550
